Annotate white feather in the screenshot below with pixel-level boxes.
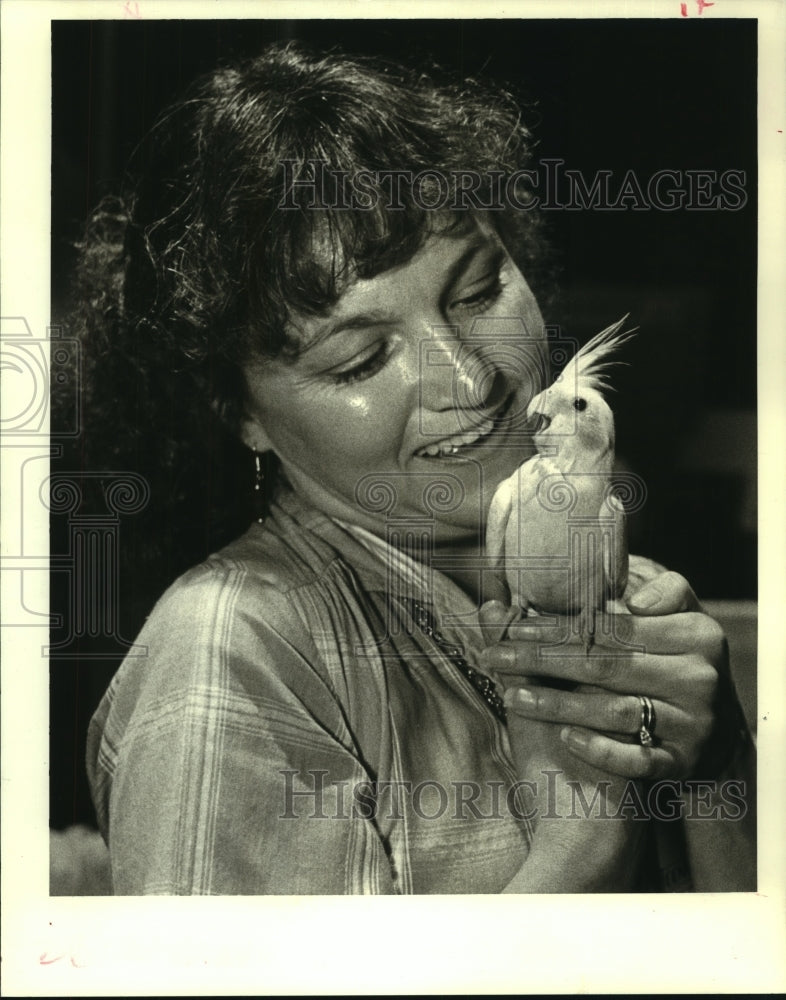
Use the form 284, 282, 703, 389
558, 315, 637, 394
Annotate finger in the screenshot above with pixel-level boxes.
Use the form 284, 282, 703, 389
504, 686, 675, 738
484, 646, 720, 702
478, 600, 523, 645
626, 570, 701, 615
493, 609, 725, 657
559, 726, 673, 780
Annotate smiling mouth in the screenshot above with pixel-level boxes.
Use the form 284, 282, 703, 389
414, 393, 518, 458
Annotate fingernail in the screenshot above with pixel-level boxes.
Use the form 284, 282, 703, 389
478, 599, 508, 625
560, 726, 590, 750
629, 586, 661, 610
480, 645, 513, 669
504, 687, 538, 710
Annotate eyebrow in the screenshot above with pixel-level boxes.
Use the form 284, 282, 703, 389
300, 232, 498, 353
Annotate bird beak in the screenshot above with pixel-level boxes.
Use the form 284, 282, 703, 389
531, 412, 551, 433
526, 390, 550, 430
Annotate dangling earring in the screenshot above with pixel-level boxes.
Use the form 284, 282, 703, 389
254, 451, 265, 524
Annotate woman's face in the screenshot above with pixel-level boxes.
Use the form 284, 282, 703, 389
241, 218, 547, 546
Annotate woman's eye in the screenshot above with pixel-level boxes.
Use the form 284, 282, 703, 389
452, 274, 505, 316
330, 342, 391, 385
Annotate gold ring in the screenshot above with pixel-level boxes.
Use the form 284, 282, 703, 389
638, 695, 655, 747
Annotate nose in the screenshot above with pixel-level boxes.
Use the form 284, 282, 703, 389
420, 326, 511, 415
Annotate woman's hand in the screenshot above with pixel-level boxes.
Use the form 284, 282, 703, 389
481, 570, 726, 782
497, 680, 651, 892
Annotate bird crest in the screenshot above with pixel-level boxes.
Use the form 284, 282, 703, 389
557, 315, 637, 395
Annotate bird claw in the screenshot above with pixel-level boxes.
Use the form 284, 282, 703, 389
579, 606, 596, 657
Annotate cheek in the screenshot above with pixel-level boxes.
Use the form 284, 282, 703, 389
331, 389, 410, 458
344, 395, 372, 418
337, 358, 420, 443
270, 385, 407, 466
507, 278, 543, 329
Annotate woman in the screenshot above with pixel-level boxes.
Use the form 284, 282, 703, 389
80, 41, 753, 894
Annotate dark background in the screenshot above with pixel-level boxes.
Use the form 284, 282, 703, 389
50, 18, 757, 829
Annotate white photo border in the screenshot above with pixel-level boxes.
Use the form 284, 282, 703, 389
2, 0, 785, 994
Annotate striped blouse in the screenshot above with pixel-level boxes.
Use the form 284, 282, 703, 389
87, 486, 535, 894
88, 484, 755, 894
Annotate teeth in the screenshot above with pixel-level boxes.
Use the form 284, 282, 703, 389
416, 416, 496, 457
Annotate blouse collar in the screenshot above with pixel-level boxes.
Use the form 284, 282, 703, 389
268, 482, 486, 651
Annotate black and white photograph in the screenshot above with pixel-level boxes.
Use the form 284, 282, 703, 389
2, 0, 785, 994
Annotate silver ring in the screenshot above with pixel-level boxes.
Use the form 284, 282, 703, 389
638, 695, 656, 747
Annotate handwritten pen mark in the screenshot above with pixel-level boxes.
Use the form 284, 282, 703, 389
39, 952, 85, 968
680, 0, 714, 14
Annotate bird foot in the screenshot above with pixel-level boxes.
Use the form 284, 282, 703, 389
579, 606, 596, 657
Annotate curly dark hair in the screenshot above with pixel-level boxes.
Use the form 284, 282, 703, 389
61, 40, 552, 601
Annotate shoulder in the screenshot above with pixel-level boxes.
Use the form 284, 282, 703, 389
113, 496, 385, 694
154, 500, 350, 622
93, 519, 355, 746
136, 516, 344, 672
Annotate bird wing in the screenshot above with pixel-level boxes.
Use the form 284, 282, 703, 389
602, 490, 630, 610
486, 473, 515, 576
505, 467, 627, 622
486, 458, 544, 605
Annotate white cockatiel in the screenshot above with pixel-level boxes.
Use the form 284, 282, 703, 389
486, 317, 635, 651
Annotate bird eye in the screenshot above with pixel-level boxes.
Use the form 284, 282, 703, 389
573, 397, 587, 411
